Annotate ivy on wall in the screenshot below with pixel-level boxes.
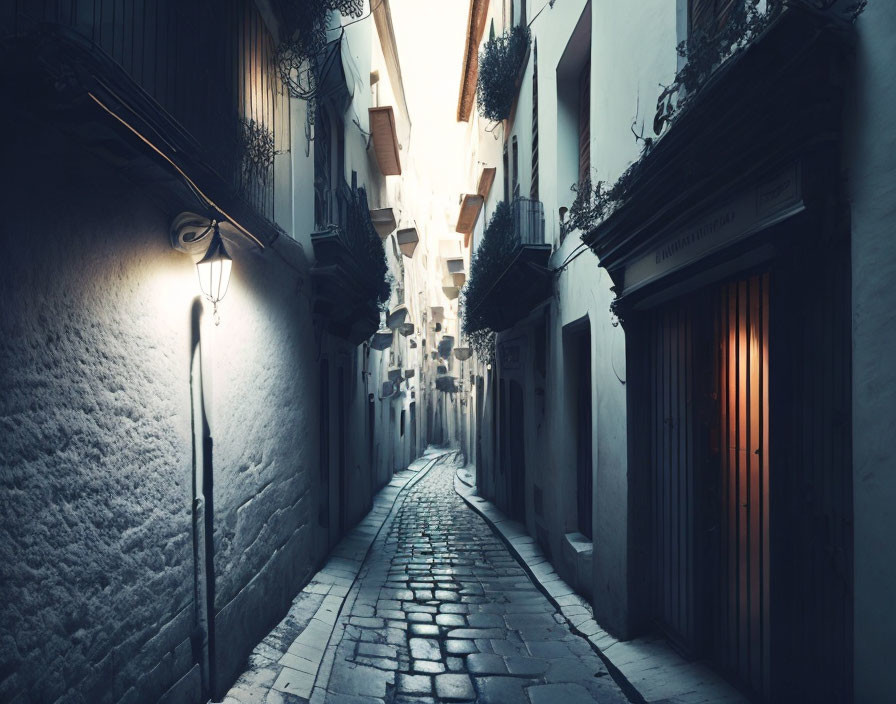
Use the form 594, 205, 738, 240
274, 0, 363, 101
461, 201, 515, 339
476, 24, 531, 123
568, 0, 867, 238
348, 186, 391, 308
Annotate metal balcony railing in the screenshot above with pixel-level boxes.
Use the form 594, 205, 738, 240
512, 197, 545, 246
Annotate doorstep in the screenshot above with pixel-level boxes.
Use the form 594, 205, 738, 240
221, 449, 451, 704
453, 468, 750, 704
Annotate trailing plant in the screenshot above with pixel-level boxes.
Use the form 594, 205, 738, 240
477, 24, 531, 122
274, 0, 363, 101
461, 201, 516, 335
468, 329, 496, 366
346, 186, 391, 308
654, 0, 866, 135
570, 0, 868, 238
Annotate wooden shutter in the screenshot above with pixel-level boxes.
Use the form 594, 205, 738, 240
690, 0, 713, 33
577, 61, 590, 187
531, 41, 539, 200
690, 0, 739, 35
512, 136, 520, 198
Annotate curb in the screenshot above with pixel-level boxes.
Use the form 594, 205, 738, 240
453, 470, 748, 704
452, 469, 646, 704
224, 450, 452, 703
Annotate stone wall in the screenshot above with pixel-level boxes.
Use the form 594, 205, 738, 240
0, 116, 318, 703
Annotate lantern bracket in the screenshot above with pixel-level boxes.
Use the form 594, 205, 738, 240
170, 212, 215, 257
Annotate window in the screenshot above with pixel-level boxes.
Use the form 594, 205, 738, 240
557, 1, 592, 227
314, 103, 346, 228
511, 136, 520, 198
530, 40, 539, 200
503, 145, 510, 202
577, 62, 590, 188
689, 0, 738, 36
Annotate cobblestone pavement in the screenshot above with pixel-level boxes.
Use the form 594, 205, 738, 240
318, 455, 629, 703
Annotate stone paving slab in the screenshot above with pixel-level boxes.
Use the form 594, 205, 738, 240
316, 452, 630, 703
454, 467, 750, 704
221, 449, 451, 704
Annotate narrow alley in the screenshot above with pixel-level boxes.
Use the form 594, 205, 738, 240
2, 1, 895, 703
226, 452, 628, 703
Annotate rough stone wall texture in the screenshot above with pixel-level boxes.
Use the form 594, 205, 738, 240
0, 120, 318, 703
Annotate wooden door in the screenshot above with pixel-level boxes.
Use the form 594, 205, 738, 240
714, 274, 771, 697
648, 300, 698, 653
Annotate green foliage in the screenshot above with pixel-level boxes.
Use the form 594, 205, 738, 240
351, 187, 391, 307
477, 24, 531, 122
657, 0, 866, 134
274, 0, 363, 100
461, 201, 515, 336
571, 0, 869, 238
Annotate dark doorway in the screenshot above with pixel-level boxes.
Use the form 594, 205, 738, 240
565, 321, 593, 540
508, 380, 526, 521
575, 330, 592, 539
475, 376, 484, 488
368, 394, 375, 465
409, 402, 417, 461
337, 365, 347, 535
319, 359, 330, 548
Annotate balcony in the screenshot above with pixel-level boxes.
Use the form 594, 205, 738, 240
463, 198, 552, 334
582, 5, 855, 313
311, 185, 391, 343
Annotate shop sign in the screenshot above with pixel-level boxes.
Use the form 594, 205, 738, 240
624, 163, 802, 294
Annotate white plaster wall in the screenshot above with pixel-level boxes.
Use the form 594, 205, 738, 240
462, 0, 677, 636
845, 2, 896, 699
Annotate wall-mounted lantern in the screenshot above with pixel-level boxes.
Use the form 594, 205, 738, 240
171, 212, 233, 325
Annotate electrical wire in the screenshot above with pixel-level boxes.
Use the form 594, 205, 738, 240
87, 92, 266, 250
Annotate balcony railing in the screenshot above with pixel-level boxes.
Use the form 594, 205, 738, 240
512, 197, 545, 246
462, 198, 552, 335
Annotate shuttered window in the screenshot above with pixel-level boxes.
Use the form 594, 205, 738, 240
512, 136, 520, 198
577, 61, 590, 187
530, 41, 539, 200
690, 0, 739, 35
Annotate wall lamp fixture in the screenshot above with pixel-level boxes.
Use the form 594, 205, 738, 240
171, 212, 233, 325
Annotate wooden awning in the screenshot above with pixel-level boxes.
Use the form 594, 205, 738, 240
369, 106, 401, 175
477, 167, 496, 198
455, 194, 484, 243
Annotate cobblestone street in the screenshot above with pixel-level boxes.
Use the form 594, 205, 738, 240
316, 456, 628, 703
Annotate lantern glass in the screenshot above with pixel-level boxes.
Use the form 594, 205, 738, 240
196, 225, 232, 304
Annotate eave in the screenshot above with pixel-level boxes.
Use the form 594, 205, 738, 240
456, 194, 484, 244
457, 0, 490, 122
369, 106, 402, 176
1, 24, 282, 250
